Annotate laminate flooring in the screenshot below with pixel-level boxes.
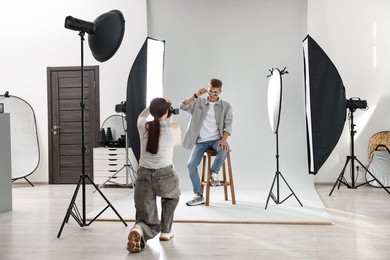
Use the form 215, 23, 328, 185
1, 183, 390, 259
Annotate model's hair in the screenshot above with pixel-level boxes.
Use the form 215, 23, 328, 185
145, 97, 170, 154
209, 78, 223, 89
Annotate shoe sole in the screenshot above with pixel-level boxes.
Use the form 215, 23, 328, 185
159, 235, 174, 241
186, 201, 205, 206
127, 230, 141, 253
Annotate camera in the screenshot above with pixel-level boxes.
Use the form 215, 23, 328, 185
115, 101, 126, 113
346, 98, 367, 110
167, 105, 179, 118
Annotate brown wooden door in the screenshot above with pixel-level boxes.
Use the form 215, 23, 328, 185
47, 66, 100, 184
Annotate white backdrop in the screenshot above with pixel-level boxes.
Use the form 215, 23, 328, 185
147, 0, 312, 192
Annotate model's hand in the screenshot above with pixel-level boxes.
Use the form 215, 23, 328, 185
196, 88, 208, 97
218, 139, 229, 152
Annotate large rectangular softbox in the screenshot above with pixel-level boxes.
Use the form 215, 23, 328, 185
303, 35, 347, 174
126, 37, 165, 160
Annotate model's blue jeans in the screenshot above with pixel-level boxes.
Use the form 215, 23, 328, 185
187, 140, 228, 196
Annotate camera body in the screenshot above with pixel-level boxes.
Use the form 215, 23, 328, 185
115, 101, 126, 113
168, 105, 179, 118
115, 101, 179, 117
346, 98, 367, 110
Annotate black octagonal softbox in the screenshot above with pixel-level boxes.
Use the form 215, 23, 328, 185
88, 10, 125, 62
65, 10, 125, 62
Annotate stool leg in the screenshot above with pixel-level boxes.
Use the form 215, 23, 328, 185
227, 153, 236, 204
205, 154, 211, 206
222, 162, 228, 201
201, 154, 206, 194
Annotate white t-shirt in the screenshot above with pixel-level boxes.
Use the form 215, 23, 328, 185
137, 108, 181, 169
197, 102, 220, 143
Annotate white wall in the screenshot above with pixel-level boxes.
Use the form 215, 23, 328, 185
0, 0, 147, 183
147, 0, 312, 192
308, 0, 390, 183
2, 0, 388, 186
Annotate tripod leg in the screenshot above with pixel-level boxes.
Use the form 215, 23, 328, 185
278, 172, 303, 207
24, 177, 35, 187
97, 165, 125, 189
265, 173, 278, 209
127, 161, 137, 187
86, 175, 127, 227
355, 158, 390, 195
329, 157, 351, 196
57, 176, 83, 238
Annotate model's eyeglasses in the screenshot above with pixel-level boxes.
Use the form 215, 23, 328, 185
208, 91, 219, 97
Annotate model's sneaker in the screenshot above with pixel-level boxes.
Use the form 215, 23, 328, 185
127, 225, 143, 253
210, 173, 220, 186
159, 232, 174, 241
186, 194, 205, 206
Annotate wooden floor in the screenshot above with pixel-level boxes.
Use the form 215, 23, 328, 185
1, 183, 390, 259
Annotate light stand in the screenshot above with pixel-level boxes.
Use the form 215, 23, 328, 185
329, 108, 390, 196
58, 30, 127, 238
265, 130, 303, 209
98, 115, 137, 188
265, 67, 302, 209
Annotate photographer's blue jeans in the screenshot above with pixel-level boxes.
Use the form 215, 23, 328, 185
133, 165, 180, 242
187, 139, 228, 196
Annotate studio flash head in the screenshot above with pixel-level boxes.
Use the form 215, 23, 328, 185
167, 105, 179, 118
346, 97, 368, 110
115, 101, 126, 113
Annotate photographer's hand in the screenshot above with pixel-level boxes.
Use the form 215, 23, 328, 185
170, 122, 179, 128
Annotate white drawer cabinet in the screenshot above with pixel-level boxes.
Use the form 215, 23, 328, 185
93, 148, 138, 186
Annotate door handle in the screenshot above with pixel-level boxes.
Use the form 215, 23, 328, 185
52, 125, 61, 134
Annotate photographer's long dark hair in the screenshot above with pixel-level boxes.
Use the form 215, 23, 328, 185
145, 98, 170, 154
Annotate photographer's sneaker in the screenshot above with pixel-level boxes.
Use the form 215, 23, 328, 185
210, 173, 220, 187
159, 232, 174, 241
186, 194, 205, 206
127, 225, 144, 253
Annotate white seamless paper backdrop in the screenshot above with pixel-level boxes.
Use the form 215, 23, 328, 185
147, 0, 311, 193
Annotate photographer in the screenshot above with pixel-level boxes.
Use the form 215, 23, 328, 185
127, 97, 181, 253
